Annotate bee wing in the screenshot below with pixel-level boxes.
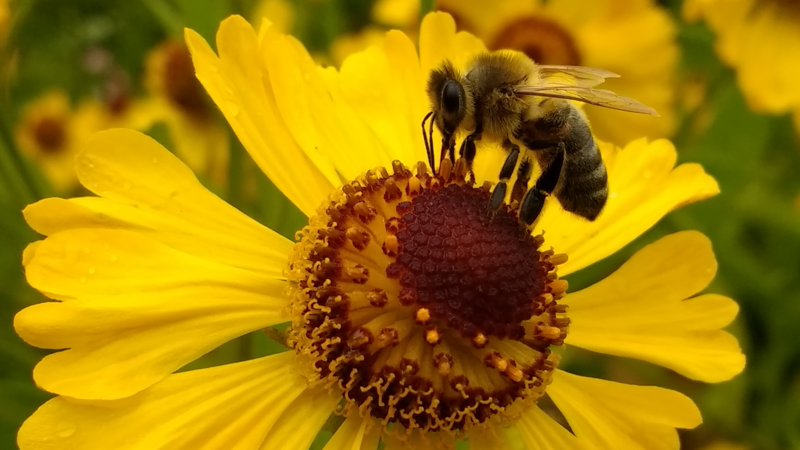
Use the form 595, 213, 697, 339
537, 65, 620, 88
515, 85, 659, 116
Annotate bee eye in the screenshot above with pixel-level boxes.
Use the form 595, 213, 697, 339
442, 80, 463, 116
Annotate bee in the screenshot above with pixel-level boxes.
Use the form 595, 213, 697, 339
422, 51, 657, 227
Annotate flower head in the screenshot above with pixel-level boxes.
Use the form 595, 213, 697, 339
684, 0, 800, 114
436, 0, 679, 145
16, 12, 744, 450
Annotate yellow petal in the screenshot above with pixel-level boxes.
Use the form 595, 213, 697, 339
378, 29, 430, 164
259, 389, 340, 450
516, 406, 585, 450
565, 231, 745, 382
266, 35, 390, 181
549, 370, 701, 450
419, 12, 457, 81
185, 17, 337, 217
17, 228, 288, 399
23, 129, 292, 275
337, 37, 424, 167
18, 353, 313, 450
534, 139, 719, 275
451, 30, 488, 70
321, 416, 380, 450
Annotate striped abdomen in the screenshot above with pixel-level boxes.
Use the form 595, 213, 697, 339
555, 110, 608, 220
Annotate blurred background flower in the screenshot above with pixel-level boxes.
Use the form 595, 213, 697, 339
0, 0, 799, 449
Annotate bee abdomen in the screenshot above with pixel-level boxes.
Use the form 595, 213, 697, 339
556, 140, 608, 221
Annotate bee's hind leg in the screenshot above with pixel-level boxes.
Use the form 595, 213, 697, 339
487, 139, 520, 214
510, 157, 533, 207
519, 145, 566, 229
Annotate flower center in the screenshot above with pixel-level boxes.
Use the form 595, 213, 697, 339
32, 116, 67, 153
490, 16, 581, 66
287, 160, 569, 438
162, 42, 209, 119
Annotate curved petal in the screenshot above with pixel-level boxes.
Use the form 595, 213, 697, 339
337, 35, 424, 169
516, 406, 585, 450
548, 370, 701, 450
419, 12, 458, 82
186, 17, 337, 217
267, 36, 390, 181
259, 389, 340, 450
18, 353, 311, 450
534, 139, 719, 275
16, 228, 288, 400
321, 416, 380, 450
23, 128, 293, 275
564, 231, 745, 382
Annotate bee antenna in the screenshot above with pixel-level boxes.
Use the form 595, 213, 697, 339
422, 111, 436, 174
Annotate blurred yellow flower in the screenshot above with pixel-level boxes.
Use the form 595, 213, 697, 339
141, 39, 228, 183
15, 90, 80, 192
15, 13, 743, 450
436, 0, 678, 146
685, 0, 800, 114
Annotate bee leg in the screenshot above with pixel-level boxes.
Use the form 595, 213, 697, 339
422, 111, 435, 173
439, 132, 455, 174
510, 157, 533, 207
487, 141, 520, 214
519, 145, 566, 228
458, 131, 482, 184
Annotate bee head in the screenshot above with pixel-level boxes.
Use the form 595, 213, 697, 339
427, 60, 469, 135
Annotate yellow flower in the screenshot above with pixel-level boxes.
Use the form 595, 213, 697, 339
15, 90, 79, 192
15, 13, 744, 450
141, 39, 229, 183
435, 0, 678, 146
684, 0, 800, 113
13, 90, 113, 193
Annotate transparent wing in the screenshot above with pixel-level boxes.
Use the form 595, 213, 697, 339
515, 85, 659, 116
537, 65, 620, 88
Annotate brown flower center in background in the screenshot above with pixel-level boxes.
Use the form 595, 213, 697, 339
162, 42, 209, 119
32, 116, 67, 153
491, 16, 581, 66
287, 159, 569, 439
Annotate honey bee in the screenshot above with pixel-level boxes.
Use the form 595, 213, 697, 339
422, 51, 657, 227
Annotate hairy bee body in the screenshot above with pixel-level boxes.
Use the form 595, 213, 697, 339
424, 51, 654, 226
